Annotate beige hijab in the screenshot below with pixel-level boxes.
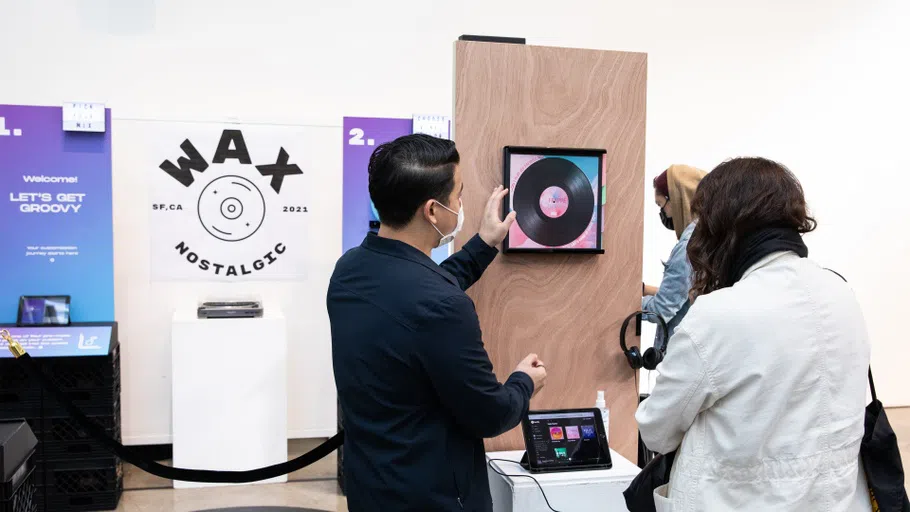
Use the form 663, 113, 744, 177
666, 164, 707, 239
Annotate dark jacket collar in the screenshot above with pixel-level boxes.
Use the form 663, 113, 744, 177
361, 233, 457, 286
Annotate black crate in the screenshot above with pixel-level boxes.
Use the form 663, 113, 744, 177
19, 422, 41, 451
0, 359, 31, 391
0, 408, 40, 425
0, 348, 120, 422
42, 488, 120, 512
1, 468, 38, 512
37, 457, 122, 494
0, 363, 41, 421
35, 414, 120, 463
41, 347, 120, 391
41, 390, 119, 420
0, 362, 39, 418
1, 459, 34, 502
39, 457, 122, 512
1, 324, 121, 512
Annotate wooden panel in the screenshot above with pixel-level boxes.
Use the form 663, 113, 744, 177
453, 41, 647, 461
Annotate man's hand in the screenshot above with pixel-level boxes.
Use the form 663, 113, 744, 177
515, 353, 547, 397
643, 284, 659, 296
478, 185, 516, 248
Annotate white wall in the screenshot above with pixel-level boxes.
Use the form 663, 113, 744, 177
1, 0, 907, 443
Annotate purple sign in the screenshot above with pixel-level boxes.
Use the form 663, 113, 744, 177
342, 117, 449, 263
0, 105, 114, 323
342, 117, 410, 252
0, 326, 113, 358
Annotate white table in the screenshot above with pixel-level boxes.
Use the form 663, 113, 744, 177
171, 309, 288, 489
487, 450, 640, 512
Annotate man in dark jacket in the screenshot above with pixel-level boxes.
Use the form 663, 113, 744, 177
328, 134, 547, 511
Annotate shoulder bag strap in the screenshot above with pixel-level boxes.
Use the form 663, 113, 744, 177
868, 367, 878, 402
824, 268, 877, 400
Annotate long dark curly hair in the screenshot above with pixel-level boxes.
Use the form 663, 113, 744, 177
687, 157, 817, 298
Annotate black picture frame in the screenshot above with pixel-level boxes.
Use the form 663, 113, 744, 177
502, 146, 606, 254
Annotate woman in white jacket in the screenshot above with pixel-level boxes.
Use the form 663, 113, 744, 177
636, 157, 872, 512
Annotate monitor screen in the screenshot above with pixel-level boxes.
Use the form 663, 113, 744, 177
524, 410, 607, 468
18, 296, 71, 326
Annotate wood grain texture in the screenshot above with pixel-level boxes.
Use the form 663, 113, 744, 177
453, 41, 647, 462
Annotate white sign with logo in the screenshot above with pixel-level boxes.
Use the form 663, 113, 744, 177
143, 122, 339, 281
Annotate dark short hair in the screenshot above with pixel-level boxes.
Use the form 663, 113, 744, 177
368, 134, 459, 229
687, 157, 817, 296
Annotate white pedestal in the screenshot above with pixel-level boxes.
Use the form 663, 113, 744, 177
487, 450, 640, 512
171, 309, 288, 489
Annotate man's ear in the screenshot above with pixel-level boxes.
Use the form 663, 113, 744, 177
422, 200, 438, 225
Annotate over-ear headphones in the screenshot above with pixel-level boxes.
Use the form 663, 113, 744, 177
619, 311, 669, 371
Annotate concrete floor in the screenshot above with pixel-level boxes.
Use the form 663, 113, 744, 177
115, 408, 910, 511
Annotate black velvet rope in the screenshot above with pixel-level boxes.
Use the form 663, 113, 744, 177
17, 353, 343, 483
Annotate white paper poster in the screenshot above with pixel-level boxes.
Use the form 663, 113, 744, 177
144, 122, 338, 281
412, 114, 451, 140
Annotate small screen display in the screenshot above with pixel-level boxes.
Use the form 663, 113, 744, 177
18, 296, 70, 325
525, 411, 606, 468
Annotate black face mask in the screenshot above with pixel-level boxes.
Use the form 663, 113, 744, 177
659, 199, 674, 230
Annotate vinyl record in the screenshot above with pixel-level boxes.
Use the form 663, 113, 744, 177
512, 157, 596, 247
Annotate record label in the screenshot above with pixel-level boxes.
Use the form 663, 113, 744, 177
539, 186, 569, 218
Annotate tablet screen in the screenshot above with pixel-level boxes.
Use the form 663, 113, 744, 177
523, 410, 609, 469
18, 296, 70, 326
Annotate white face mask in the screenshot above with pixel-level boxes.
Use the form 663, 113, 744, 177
431, 200, 464, 248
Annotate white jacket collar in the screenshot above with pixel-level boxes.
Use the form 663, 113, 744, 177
740, 251, 800, 281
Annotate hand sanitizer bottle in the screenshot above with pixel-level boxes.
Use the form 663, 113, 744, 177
596, 390, 610, 442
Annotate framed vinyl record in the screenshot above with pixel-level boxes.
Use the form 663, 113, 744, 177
503, 146, 606, 254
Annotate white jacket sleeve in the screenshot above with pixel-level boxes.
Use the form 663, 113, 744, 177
635, 326, 718, 454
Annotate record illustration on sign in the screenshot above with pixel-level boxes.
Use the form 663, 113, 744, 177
504, 147, 605, 253
197, 175, 267, 242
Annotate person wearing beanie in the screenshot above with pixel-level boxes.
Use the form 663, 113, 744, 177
642, 165, 708, 343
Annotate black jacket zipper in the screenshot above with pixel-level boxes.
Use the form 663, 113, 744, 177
452, 471, 464, 509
